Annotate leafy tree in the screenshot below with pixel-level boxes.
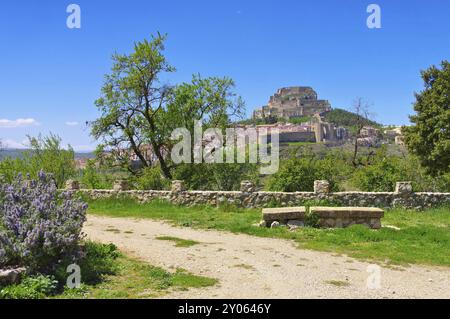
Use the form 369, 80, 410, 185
91, 34, 244, 178
403, 60, 450, 176
0, 134, 75, 188
91, 33, 175, 177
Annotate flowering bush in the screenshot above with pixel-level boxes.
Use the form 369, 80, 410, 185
0, 171, 87, 273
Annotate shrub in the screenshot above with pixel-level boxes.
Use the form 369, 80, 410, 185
267, 151, 348, 192
0, 171, 87, 273
0, 134, 76, 188
80, 159, 114, 189
0, 275, 58, 299
63, 241, 120, 285
350, 148, 449, 192
173, 163, 259, 191
133, 166, 169, 190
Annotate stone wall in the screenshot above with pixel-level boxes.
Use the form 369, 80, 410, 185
69, 180, 450, 211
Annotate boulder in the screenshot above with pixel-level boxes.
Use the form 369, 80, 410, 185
0, 267, 26, 286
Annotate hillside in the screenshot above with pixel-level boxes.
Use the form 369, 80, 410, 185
323, 108, 381, 129
0, 149, 95, 161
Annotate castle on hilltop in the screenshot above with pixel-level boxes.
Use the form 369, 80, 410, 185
253, 86, 331, 120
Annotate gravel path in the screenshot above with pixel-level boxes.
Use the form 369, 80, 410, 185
84, 215, 450, 299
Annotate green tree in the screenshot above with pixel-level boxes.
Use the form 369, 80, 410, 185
0, 134, 75, 188
91, 33, 244, 179
91, 33, 175, 177
403, 60, 450, 176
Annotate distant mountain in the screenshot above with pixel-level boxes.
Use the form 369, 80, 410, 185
0, 149, 95, 160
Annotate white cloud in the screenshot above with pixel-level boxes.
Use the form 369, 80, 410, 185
1, 139, 28, 149
65, 121, 79, 126
0, 118, 39, 128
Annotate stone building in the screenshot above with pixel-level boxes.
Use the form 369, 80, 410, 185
253, 86, 331, 120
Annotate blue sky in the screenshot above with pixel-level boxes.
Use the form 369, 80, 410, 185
0, 0, 449, 151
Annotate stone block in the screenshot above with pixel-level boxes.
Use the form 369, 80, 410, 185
0, 267, 26, 286
262, 207, 306, 223
113, 180, 129, 191
171, 180, 186, 193
65, 179, 80, 190
314, 180, 330, 193
310, 207, 384, 218
240, 180, 256, 193
395, 182, 413, 194
311, 207, 384, 229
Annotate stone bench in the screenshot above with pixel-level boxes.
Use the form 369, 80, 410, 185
310, 207, 384, 229
261, 206, 384, 229
262, 207, 306, 227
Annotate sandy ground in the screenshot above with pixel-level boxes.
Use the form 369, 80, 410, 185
84, 215, 450, 299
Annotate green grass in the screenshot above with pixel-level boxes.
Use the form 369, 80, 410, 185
155, 236, 199, 247
1, 241, 217, 299
57, 252, 217, 299
87, 198, 450, 267
284, 141, 316, 147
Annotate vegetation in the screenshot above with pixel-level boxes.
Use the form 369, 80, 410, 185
286, 116, 311, 124
323, 108, 381, 131
90, 33, 244, 178
403, 60, 450, 176
0, 171, 87, 273
155, 236, 200, 247
0, 240, 217, 299
267, 149, 350, 192
79, 159, 116, 189
173, 162, 259, 191
268, 146, 449, 192
87, 197, 450, 266
0, 134, 75, 188
132, 166, 170, 190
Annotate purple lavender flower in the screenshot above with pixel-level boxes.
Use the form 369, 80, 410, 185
0, 171, 87, 272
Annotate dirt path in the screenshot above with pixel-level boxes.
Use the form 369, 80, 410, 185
84, 215, 450, 299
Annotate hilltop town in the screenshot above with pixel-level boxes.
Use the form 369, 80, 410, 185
246, 86, 405, 147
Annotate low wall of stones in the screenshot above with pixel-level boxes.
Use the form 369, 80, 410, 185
69, 180, 450, 210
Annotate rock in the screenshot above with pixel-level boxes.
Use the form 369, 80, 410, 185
0, 267, 26, 286
314, 180, 330, 194
240, 180, 256, 193
113, 180, 129, 191
395, 182, 413, 194
287, 220, 304, 230
65, 179, 80, 190
171, 180, 186, 193
270, 221, 280, 228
